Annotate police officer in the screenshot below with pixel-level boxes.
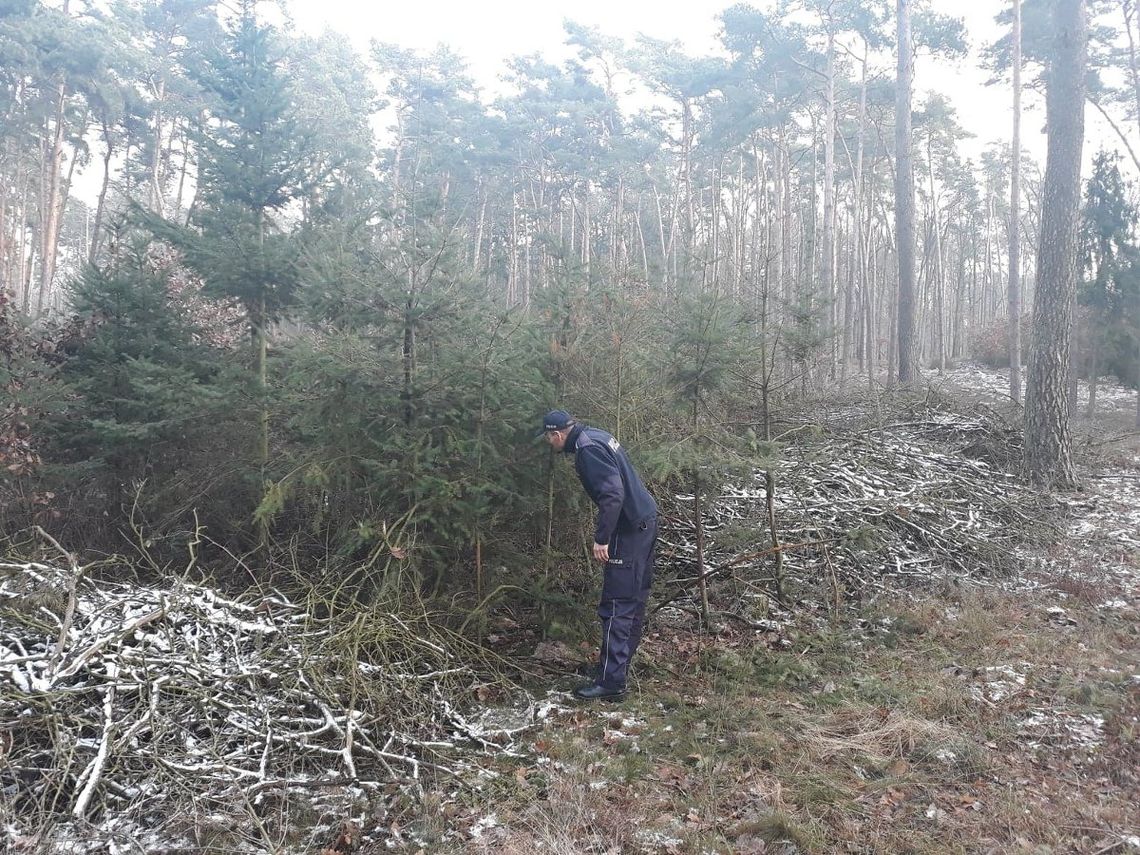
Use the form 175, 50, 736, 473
538, 410, 658, 700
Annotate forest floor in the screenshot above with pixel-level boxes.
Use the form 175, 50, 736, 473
389, 367, 1139, 855
3, 366, 1136, 855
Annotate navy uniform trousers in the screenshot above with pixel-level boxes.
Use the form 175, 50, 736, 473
597, 515, 658, 690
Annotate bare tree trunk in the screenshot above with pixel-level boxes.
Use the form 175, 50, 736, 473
18, 169, 31, 314
896, 0, 919, 385
1120, 1, 1140, 428
637, 195, 651, 287
1024, 0, 1086, 489
761, 375, 784, 605
1009, 0, 1024, 401
682, 97, 694, 276
953, 226, 967, 357
151, 77, 167, 215
37, 82, 68, 316
0, 162, 8, 293
1087, 334, 1098, 416
173, 121, 188, 217
853, 53, 869, 376
767, 139, 782, 323
1068, 306, 1081, 414
523, 207, 531, 308
474, 188, 487, 279
781, 134, 794, 314
926, 136, 947, 374
90, 122, 115, 264
582, 188, 591, 284
823, 28, 838, 377
509, 192, 519, 305
654, 187, 668, 290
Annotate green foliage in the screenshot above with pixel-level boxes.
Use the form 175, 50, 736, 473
0, 291, 47, 526
1102, 261, 1140, 387
1079, 151, 1140, 386
912, 9, 968, 58
0, 0, 940, 612
41, 240, 224, 524
270, 192, 555, 588
985, 0, 1116, 83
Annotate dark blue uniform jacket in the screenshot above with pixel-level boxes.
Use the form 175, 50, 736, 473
564, 425, 657, 546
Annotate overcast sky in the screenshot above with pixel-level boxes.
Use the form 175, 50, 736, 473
285, 0, 1129, 177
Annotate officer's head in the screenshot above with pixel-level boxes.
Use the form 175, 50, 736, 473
537, 409, 575, 451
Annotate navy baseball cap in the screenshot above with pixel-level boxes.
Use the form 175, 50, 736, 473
535, 409, 574, 436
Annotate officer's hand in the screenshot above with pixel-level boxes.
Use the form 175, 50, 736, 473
592, 542, 609, 562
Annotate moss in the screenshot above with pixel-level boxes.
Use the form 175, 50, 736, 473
751, 649, 818, 688
731, 809, 813, 848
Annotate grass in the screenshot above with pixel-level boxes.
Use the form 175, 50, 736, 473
407, 559, 1139, 855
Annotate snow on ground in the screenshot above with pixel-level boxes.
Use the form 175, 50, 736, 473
938, 363, 1140, 418
937, 363, 1140, 606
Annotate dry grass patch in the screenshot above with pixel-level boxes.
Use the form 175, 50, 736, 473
800, 706, 967, 769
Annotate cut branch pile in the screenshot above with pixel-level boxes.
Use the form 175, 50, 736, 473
0, 559, 531, 853
660, 398, 1057, 605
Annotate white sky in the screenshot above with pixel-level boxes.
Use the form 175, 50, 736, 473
285, 0, 1128, 179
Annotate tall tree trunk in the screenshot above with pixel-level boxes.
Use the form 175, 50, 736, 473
853, 52, 868, 376
823, 28, 838, 377
582, 188, 591, 284
37, 81, 68, 316
953, 227, 967, 357
692, 394, 710, 624
1120, 1, 1140, 428
654, 187, 669, 291
474, 189, 487, 280
1086, 334, 1098, 416
1009, 0, 1024, 402
151, 76, 167, 215
895, 0, 919, 384
1024, 0, 1086, 489
509, 192, 520, 305
1135, 315, 1140, 428
767, 138, 783, 321
1068, 305, 1081, 414
682, 97, 694, 275
90, 122, 115, 264
18, 169, 31, 315
927, 137, 946, 373
403, 290, 416, 426
0, 162, 8, 292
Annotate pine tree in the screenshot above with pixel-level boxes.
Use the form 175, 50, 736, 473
1024, 0, 1087, 489
896, 0, 919, 385
45, 237, 220, 521
144, 1, 312, 503
659, 286, 755, 624
1079, 151, 1138, 416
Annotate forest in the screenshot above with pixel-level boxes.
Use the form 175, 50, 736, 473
0, 0, 1138, 852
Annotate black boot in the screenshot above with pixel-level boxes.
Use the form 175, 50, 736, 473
572, 683, 626, 701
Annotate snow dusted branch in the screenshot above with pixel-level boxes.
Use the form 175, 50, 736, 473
0, 558, 513, 851
72, 679, 116, 819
